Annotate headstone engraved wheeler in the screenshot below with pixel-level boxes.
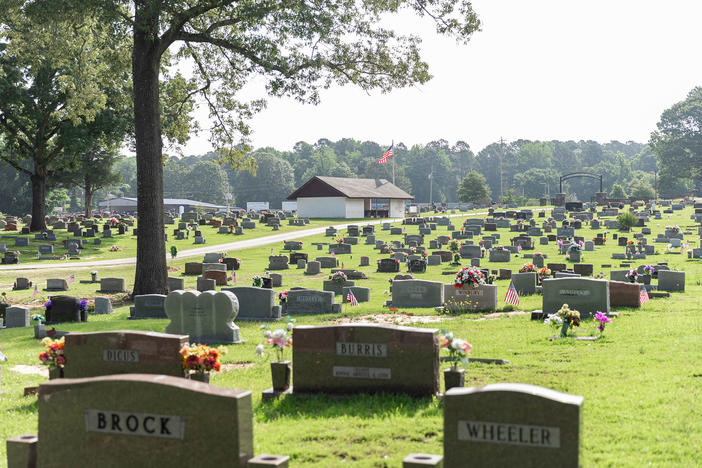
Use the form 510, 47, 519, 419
165, 290, 242, 344
63, 331, 188, 378
22, 374, 254, 467
292, 324, 439, 396
444, 384, 583, 468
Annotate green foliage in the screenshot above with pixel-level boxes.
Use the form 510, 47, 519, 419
629, 180, 655, 200
650, 87, 702, 182
457, 170, 491, 204
617, 212, 637, 230
170, 245, 177, 259
610, 183, 628, 199
46, 189, 70, 213
233, 152, 295, 208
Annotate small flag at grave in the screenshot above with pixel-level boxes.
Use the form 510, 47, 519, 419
504, 280, 520, 306
67, 274, 75, 283
331, 251, 335, 257
346, 290, 359, 306
378, 142, 393, 164
32, 284, 38, 297
388, 307, 399, 312
640, 287, 650, 305
341, 262, 345, 269
231, 271, 237, 283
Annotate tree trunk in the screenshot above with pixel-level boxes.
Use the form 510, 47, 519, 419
131, 4, 167, 295
29, 169, 47, 232
84, 177, 93, 218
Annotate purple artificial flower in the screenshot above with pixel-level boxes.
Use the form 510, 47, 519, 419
44, 300, 52, 309
594, 311, 612, 332
79, 299, 88, 311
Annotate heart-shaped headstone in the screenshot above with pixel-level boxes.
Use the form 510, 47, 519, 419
165, 290, 241, 344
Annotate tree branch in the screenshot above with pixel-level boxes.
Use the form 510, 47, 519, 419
158, 0, 236, 56
0, 154, 32, 176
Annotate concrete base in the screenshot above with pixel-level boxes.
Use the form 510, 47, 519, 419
403, 453, 444, 467
6, 434, 37, 468
247, 454, 290, 467
261, 387, 293, 402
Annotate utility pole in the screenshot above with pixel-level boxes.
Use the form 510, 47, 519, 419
392, 147, 395, 185
429, 164, 434, 206
498, 137, 505, 203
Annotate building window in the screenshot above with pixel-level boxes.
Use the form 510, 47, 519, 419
371, 198, 389, 210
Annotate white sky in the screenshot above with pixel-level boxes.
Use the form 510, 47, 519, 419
181, 0, 702, 155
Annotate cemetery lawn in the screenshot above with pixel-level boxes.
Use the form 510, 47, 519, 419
0, 205, 700, 466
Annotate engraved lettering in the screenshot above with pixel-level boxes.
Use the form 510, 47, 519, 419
457, 421, 560, 448
144, 416, 155, 434
126, 415, 138, 432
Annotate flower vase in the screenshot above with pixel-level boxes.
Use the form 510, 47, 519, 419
34, 324, 45, 339
49, 367, 64, 380
560, 322, 570, 338
444, 368, 465, 392
188, 371, 210, 383
271, 360, 291, 391
90, 273, 97, 282
640, 274, 651, 285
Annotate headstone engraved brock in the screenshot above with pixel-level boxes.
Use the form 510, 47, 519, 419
444, 383, 583, 468
22, 374, 254, 467
293, 324, 439, 396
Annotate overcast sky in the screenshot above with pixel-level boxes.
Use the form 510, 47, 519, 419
182, 0, 702, 156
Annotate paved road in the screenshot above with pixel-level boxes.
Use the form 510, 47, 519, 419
0, 209, 532, 271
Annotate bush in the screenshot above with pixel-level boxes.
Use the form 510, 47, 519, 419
617, 212, 637, 230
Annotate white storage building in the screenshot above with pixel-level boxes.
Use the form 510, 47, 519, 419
286, 176, 413, 218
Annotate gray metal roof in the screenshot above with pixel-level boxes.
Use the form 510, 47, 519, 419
99, 197, 226, 209
287, 176, 413, 200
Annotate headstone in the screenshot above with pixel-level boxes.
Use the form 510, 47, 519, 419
129, 294, 168, 319
204, 269, 228, 286
609, 281, 641, 308
63, 331, 188, 378
443, 284, 497, 312
542, 278, 610, 317
315, 256, 339, 269
390, 280, 443, 308
222, 286, 279, 321
286, 289, 337, 315
29, 374, 253, 467
100, 278, 126, 293
184, 262, 203, 275
167, 277, 185, 292
197, 277, 216, 292
377, 258, 401, 273
15, 237, 29, 247
46, 278, 69, 291
38, 244, 53, 255
165, 290, 242, 344
14, 277, 31, 290
342, 286, 370, 303
443, 384, 582, 468
269, 273, 282, 288
657, 270, 685, 292
305, 261, 321, 275
94, 297, 113, 315
46, 296, 85, 323
268, 255, 290, 270
292, 324, 439, 396
511, 272, 536, 295
5, 306, 30, 328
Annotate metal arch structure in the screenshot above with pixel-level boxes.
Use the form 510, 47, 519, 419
559, 172, 603, 194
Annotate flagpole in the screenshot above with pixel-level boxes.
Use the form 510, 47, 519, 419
392, 140, 395, 185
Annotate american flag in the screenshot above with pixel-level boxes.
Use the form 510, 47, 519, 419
640, 287, 650, 305
67, 274, 75, 283
346, 290, 359, 306
32, 284, 38, 298
504, 280, 520, 306
231, 271, 237, 283
378, 142, 394, 164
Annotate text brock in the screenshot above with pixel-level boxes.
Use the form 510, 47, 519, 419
85, 409, 185, 440
457, 420, 560, 448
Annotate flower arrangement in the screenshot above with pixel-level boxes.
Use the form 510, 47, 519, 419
44, 300, 52, 313
454, 266, 485, 289
252, 275, 264, 288
448, 240, 459, 253
334, 236, 345, 245
439, 331, 472, 370
493, 245, 506, 251
519, 263, 536, 273
594, 312, 612, 336
624, 269, 638, 283
642, 265, 655, 275
256, 319, 295, 361
556, 303, 581, 337
79, 300, 88, 314
38, 337, 66, 369
283, 240, 303, 248
627, 240, 634, 245
329, 271, 348, 283
666, 225, 681, 234
179, 343, 226, 373
533, 252, 543, 256
278, 291, 288, 304
109, 246, 120, 251
31, 314, 45, 324
538, 267, 552, 279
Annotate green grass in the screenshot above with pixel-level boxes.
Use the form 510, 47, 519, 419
0, 205, 700, 467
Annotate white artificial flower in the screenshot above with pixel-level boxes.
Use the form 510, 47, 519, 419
451, 338, 465, 351
286, 322, 294, 331
263, 330, 271, 338
271, 329, 286, 340
254, 344, 265, 357
445, 332, 454, 342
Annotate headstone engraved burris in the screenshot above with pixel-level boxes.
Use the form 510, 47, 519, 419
292, 324, 439, 397
165, 290, 242, 344
444, 384, 582, 468
63, 331, 188, 378
11, 374, 253, 467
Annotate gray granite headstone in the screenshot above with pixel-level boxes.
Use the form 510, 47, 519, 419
129, 294, 167, 319
165, 290, 242, 344
100, 278, 126, 293
444, 384, 583, 468
542, 278, 609, 317
443, 284, 497, 312
286, 289, 337, 315
657, 270, 685, 291
46, 278, 68, 291
167, 277, 185, 291
511, 272, 536, 295
5, 306, 30, 327
390, 279, 444, 308
94, 297, 113, 315
305, 261, 321, 275
222, 286, 279, 321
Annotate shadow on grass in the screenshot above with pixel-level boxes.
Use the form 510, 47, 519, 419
257, 392, 440, 421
